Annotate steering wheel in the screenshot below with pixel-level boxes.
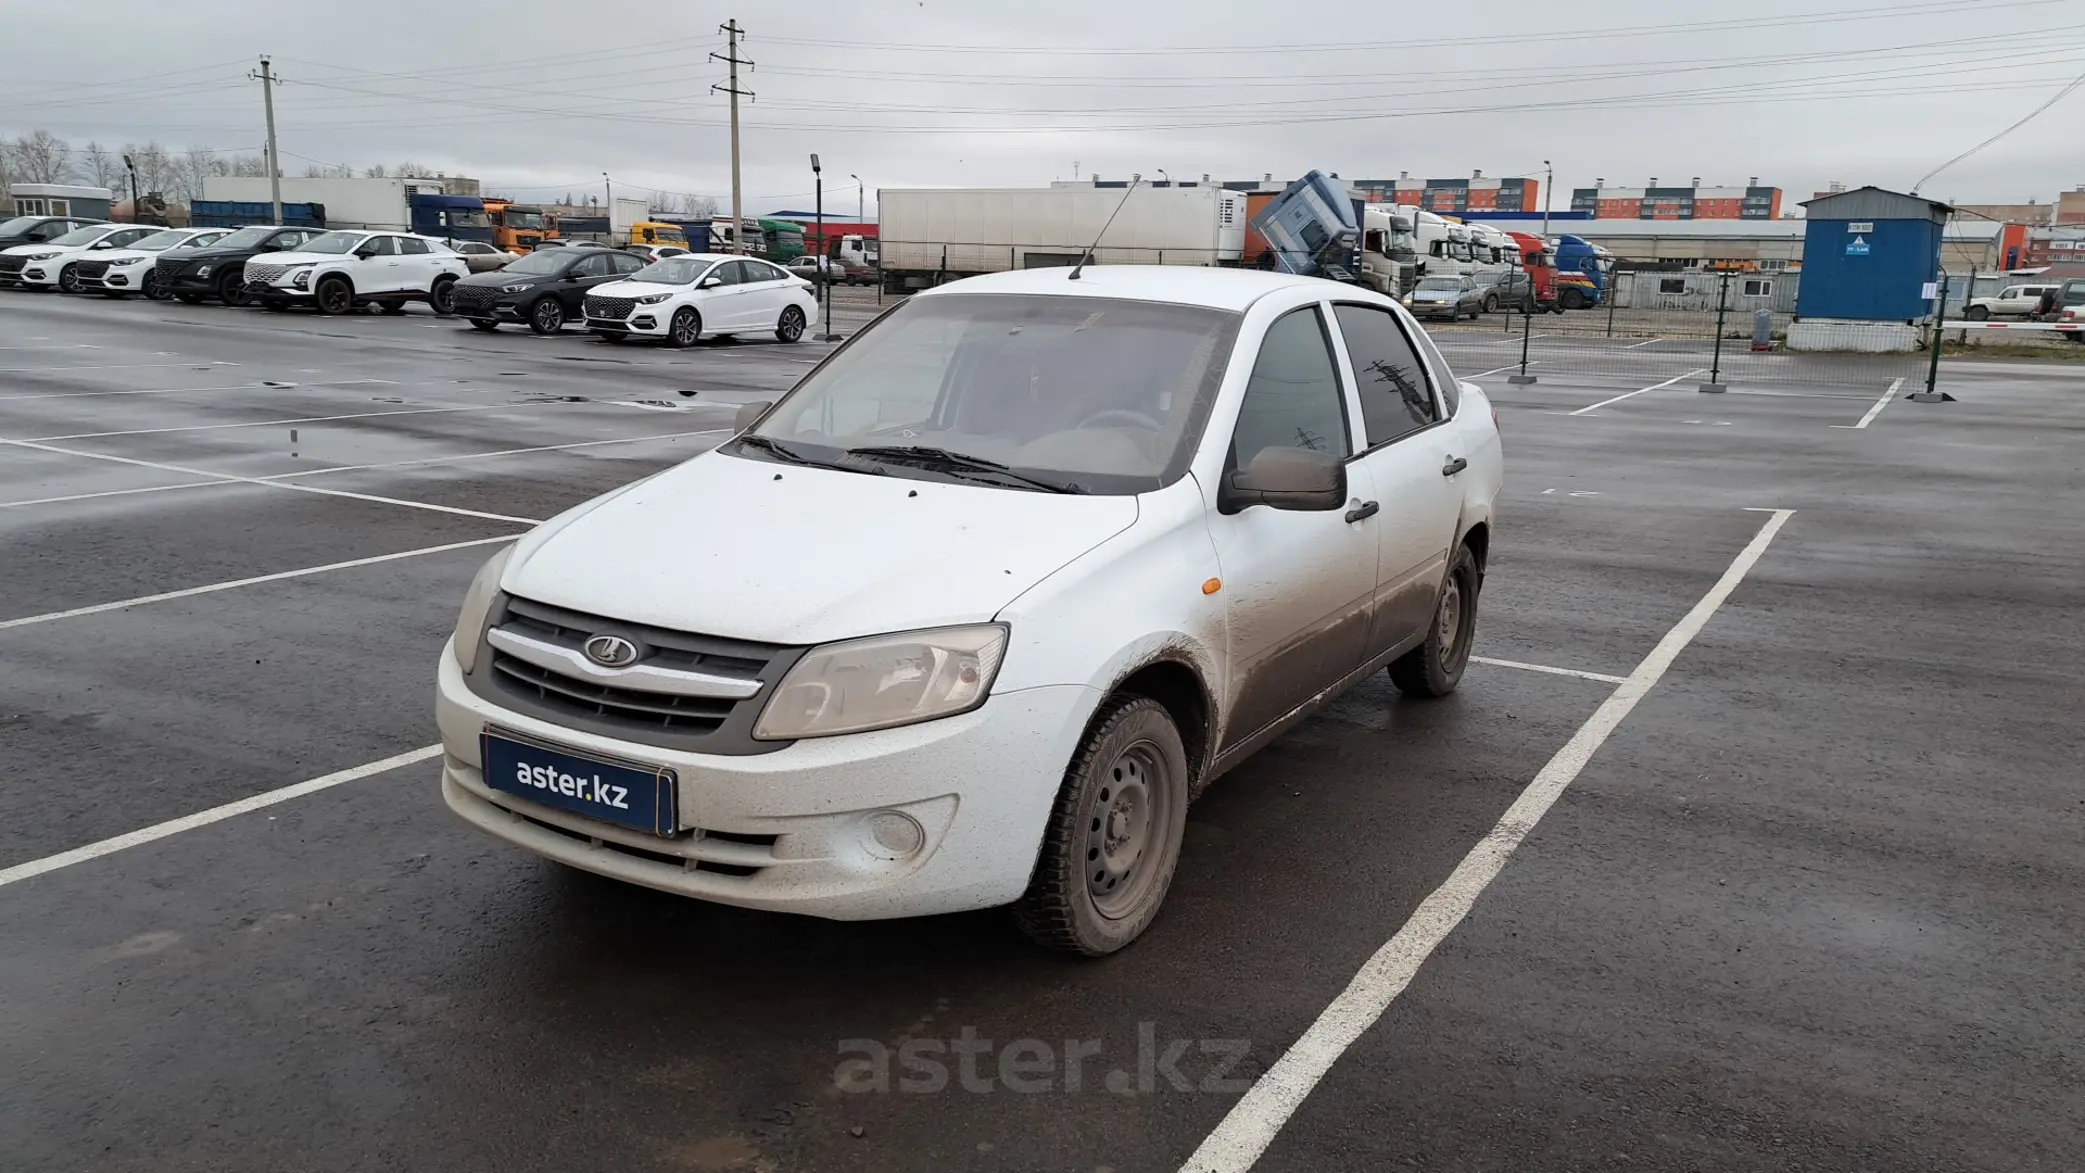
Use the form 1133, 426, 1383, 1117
1077, 408, 1164, 431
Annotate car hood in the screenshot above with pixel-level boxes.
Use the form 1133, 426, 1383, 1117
460, 268, 537, 287
263, 249, 357, 266
503, 448, 1140, 646
88, 247, 167, 264
2, 242, 69, 258
589, 279, 688, 298
170, 245, 265, 263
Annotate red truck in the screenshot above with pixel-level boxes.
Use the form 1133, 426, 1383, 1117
1506, 231, 1560, 311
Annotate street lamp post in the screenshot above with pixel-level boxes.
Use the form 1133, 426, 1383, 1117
1542, 159, 1553, 242
850, 174, 862, 223
811, 154, 838, 341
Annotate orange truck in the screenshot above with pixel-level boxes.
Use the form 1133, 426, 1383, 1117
482, 197, 555, 253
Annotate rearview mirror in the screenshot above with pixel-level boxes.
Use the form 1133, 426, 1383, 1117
734, 401, 773, 432
1221, 447, 1346, 514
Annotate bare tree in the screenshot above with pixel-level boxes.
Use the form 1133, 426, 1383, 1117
80, 141, 125, 193
300, 160, 354, 178
364, 163, 388, 178
9, 130, 73, 183
676, 193, 719, 218
168, 145, 229, 205
227, 152, 271, 178
121, 142, 177, 200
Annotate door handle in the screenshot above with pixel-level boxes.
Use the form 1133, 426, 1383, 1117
1344, 500, 1380, 523
1442, 456, 1468, 477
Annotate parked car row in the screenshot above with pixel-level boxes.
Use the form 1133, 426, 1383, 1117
2, 219, 824, 347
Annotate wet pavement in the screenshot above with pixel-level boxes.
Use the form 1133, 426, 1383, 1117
2, 288, 2080, 1172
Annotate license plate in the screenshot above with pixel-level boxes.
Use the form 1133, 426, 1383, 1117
480, 729, 679, 837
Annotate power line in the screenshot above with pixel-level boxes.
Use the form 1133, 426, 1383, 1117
1912, 65, 2085, 193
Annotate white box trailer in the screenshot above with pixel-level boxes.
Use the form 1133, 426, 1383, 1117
609, 197, 651, 236
200, 176, 447, 231
877, 186, 1247, 290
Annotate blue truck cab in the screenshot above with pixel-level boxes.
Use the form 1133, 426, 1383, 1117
1552, 234, 1611, 309
410, 194, 491, 244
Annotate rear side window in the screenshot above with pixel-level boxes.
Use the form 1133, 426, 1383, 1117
398, 237, 430, 254
1230, 307, 1350, 469
1333, 304, 1437, 447
612, 252, 647, 274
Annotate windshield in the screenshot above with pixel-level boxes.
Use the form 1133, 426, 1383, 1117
49, 226, 109, 246
0, 216, 42, 236
634, 256, 709, 284
744, 293, 1240, 494
508, 211, 546, 229
132, 230, 194, 252
502, 250, 569, 276
297, 232, 366, 255
210, 226, 275, 250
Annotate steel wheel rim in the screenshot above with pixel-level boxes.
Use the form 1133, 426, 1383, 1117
1084, 739, 1172, 919
1437, 576, 1466, 665
536, 300, 562, 331
780, 307, 804, 340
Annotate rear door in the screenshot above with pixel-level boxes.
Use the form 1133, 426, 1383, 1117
1327, 301, 1466, 658
396, 235, 441, 291
737, 258, 795, 331
563, 250, 616, 314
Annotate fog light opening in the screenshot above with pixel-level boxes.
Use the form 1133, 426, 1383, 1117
864, 811, 925, 860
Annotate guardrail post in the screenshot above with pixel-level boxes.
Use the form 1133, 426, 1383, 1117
1909, 271, 1955, 403
1699, 270, 1730, 393
1507, 300, 1537, 384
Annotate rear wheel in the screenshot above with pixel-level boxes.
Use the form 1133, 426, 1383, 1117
216, 270, 249, 307
428, 277, 457, 316
776, 304, 806, 343
469, 318, 499, 332
314, 276, 353, 316
1390, 544, 1481, 698
528, 297, 565, 335
1013, 696, 1190, 956
669, 307, 701, 348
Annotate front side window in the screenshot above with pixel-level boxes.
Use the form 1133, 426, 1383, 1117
745, 260, 786, 282
747, 292, 1240, 494
297, 232, 367, 254
1230, 306, 1351, 471
612, 251, 647, 274
1333, 304, 1436, 448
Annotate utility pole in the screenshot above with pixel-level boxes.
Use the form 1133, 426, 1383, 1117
1541, 159, 1553, 242
711, 21, 754, 254
251, 56, 283, 225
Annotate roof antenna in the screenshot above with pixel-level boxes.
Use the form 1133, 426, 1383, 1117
1069, 173, 1141, 280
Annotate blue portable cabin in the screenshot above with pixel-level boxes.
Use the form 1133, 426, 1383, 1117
1794, 186, 1949, 322
409, 193, 490, 244
189, 200, 328, 230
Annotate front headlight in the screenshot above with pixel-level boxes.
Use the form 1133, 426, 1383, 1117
452, 545, 514, 674
195, 264, 213, 277
501, 282, 533, 293
25, 251, 59, 261
111, 255, 146, 266
634, 292, 673, 304
753, 624, 1007, 740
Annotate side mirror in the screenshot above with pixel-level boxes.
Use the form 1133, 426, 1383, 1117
354, 246, 378, 259
1221, 447, 1346, 514
734, 401, 773, 432
699, 275, 723, 289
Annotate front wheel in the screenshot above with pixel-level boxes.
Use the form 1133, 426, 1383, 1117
1390, 544, 1481, 698
528, 297, 565, 335
1559, 288, 1587, 311
217, 270, 249, 307
143, 271, 167, 300
1481, 294, 1499, 314
1013, 696, 1190, 956
314, 276, 353, 316
428, 278, 457, 316
668, 306, 701, 348
175, 292, 203, 305
57, 265, 81, 294
776, 304, 806, 343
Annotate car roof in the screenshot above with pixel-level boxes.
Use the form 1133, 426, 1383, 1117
913, 265, 1352, 312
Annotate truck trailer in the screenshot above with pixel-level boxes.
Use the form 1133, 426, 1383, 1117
876, 185, 1246, 291
199, 176, 456, 233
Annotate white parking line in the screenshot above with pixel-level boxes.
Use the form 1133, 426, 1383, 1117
0, 361, 235, 373
1831, 377, 1907, 430
0, 437, 541, 524
0, 479, 237, 512
0, 377, 398, 402
21, 401, 548, 443
0, 536, 517, 632
1471, 656, 1629, 685
1621, 337, 1666, 349
0, 745, 442, 890
1180, 509, 1796, 1173
1567, 368, 1709, 416
0, 343, 97, 351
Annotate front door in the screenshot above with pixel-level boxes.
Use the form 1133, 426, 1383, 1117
1206, 304, 1379, 750
1329, 302, 1465, 657
354, 234, 403, 293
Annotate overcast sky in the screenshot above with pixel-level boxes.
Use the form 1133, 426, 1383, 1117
3, 0, 2081, 216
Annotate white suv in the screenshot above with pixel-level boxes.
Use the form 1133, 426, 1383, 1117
582, 252, 818, 345
74, 227, 232, 298
437, 266, 1504, 954
0, 222, 161, 292
243, 229, 468, 315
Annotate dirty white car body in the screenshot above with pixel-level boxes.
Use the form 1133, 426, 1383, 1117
437, 265, 1503, 953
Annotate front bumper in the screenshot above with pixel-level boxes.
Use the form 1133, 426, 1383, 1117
436, 640, 1097, 919
586, 313, 667, 335
77, 265, 146, 291
17, 265, 60, 288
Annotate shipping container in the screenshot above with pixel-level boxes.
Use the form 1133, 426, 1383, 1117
877, 186, 1247, 290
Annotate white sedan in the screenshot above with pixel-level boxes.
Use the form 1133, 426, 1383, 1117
582, 252, 818, 346
0, 222, 161, 292
73, 227, 233, 298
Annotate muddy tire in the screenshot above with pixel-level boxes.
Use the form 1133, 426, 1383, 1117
1013, 696, 1190, 956
1390, 543, 1481, 698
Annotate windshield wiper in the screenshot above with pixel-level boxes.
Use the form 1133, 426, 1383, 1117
846, 445, 1086, 494
736, 434, 884, 475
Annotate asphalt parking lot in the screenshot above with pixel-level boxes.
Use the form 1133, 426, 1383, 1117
3, 287, 2080, 1172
